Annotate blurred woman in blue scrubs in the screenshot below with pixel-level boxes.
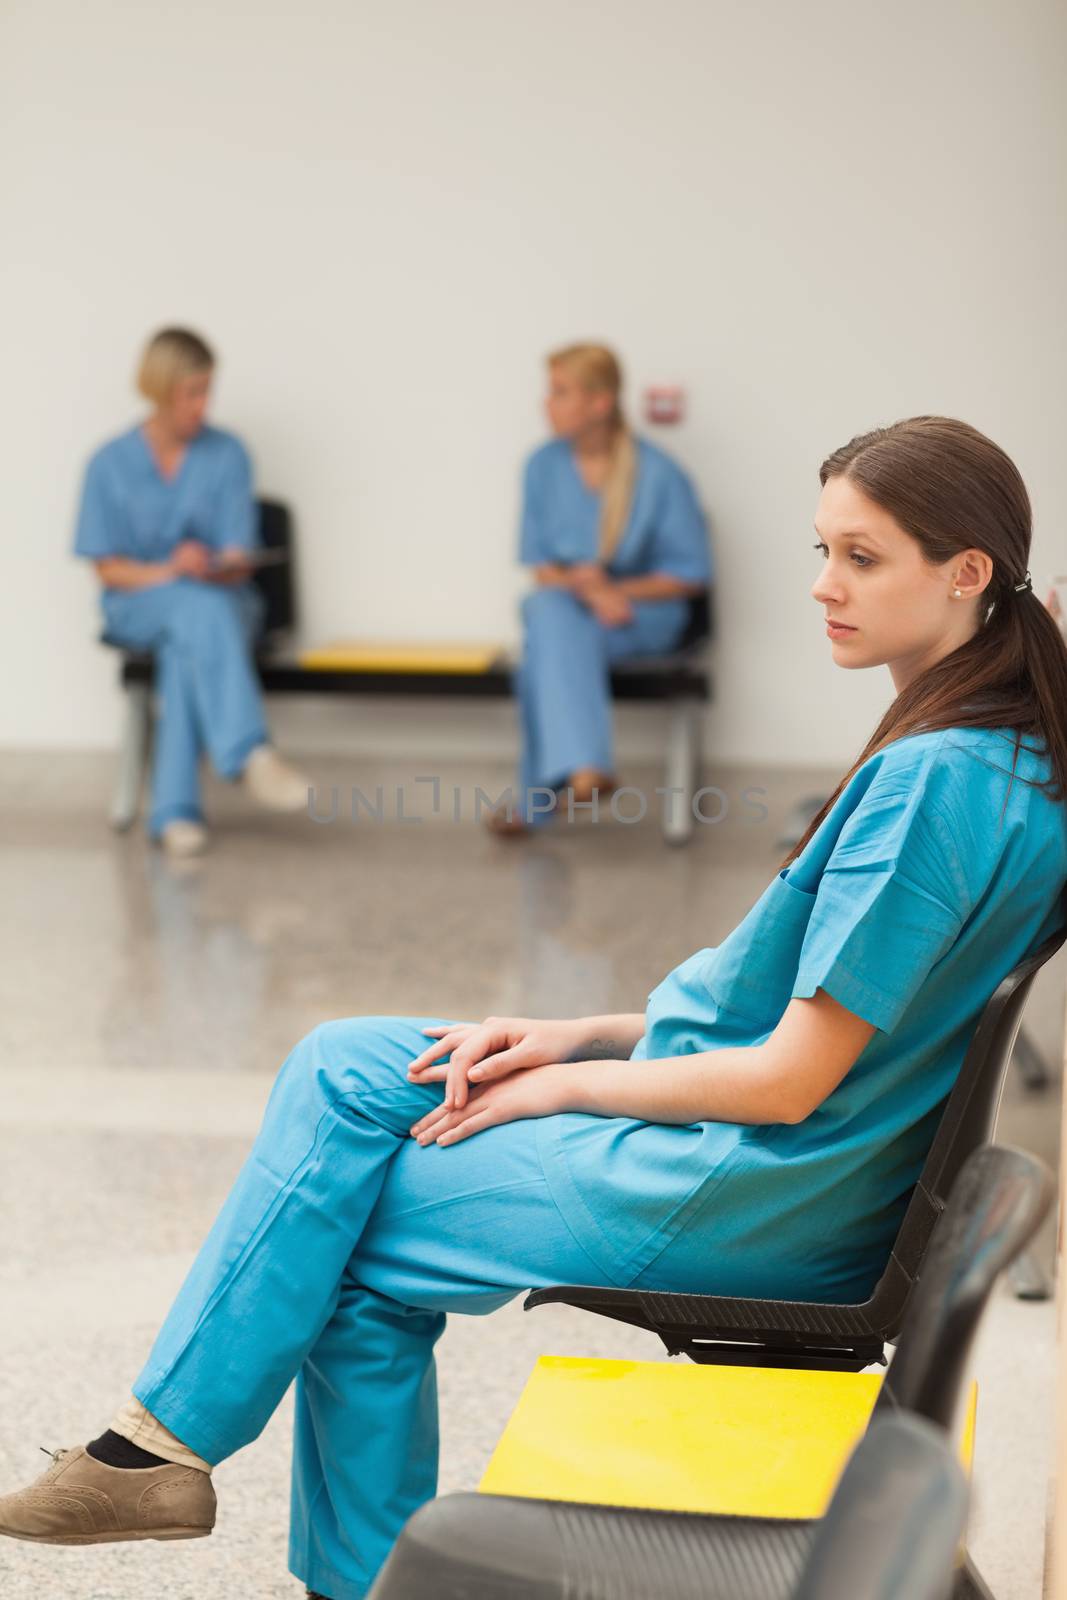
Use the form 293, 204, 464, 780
74, 328, 309, 856
491, 343, 711, 833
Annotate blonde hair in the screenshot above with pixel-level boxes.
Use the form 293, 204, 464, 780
548, 343, 637, 562
137, 327, 215, 405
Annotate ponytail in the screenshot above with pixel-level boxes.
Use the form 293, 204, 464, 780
598, 425, 637, 563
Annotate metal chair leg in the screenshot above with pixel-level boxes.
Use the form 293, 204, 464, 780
1012, 1025, 1050, 1092
953, 1553, 997, 1599
111, 683, 152, 831
1008, 1249, 1052, 1301
663, 698, 698, 846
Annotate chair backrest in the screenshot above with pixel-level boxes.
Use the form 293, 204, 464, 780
676, 587, 714, 650
253, 498, 297, 639
867, 893, 1067, 1332
793, 1413, 968, 1600
873, 1145, 1052, 1432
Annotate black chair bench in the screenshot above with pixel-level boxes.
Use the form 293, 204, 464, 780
109, 500, 713, 845
368, 1144, 1052, 1600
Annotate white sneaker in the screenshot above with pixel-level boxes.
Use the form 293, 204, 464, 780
161, 820, 208, 857
242, 745, 309, 813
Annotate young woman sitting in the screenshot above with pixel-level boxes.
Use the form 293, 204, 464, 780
74, 326, 309, 856
7, 416, 1066, 1600
489, 342, 711, 833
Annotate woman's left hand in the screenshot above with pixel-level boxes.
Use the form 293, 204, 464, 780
410, 1063, 573, 1147
587, 586, 635, 628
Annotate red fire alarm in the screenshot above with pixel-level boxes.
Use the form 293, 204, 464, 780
644, 385, 685, 425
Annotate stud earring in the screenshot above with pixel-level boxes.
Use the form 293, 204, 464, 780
953, 589, 962, 598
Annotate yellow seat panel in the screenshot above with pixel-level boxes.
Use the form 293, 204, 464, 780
479, 1355, 976, 1519
297, 640, 504, 673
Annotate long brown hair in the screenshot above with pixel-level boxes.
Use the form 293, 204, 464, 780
548, 343, 637, 562
781, 416, 1067, 869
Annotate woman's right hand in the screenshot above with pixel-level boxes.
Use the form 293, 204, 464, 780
406, 1016, 592, 1110
169, 539, 212, 580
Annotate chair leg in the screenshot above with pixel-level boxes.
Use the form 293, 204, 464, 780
1012, 1026, 1050, 1092
1008, 1249, 1052, 1301
663, 699, 698, 846
111, 683, 152, 832
953, 1553, 997, 1599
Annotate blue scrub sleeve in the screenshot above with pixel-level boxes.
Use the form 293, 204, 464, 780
519, 455, 550, 566
214, 440, 257, 552
73, 455, 116, 559
791, 780, 969, 1033
649, 465, 711, 583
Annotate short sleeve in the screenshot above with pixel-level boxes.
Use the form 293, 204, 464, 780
73, 455, 117, 559
649, 464, 712, 583
791, 777, 969, 1033
213, 438, 256, 551
519, 453, 550, 565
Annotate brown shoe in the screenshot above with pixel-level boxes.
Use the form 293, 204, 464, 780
0, 1446, 216, 1545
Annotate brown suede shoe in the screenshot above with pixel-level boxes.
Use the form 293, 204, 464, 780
0, 1446, 216, 1544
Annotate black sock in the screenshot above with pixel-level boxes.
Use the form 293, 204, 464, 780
86, 1429, 170, 1470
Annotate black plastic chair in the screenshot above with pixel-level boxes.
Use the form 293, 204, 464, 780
792, 1413, 969, 1600
250, 497, 297, 644
367, 1422, 969, 1600
524, 895, 1067, 1372
608, 584, 713, 845
678, 587, 713, 651
366, 1145, 1051, 1600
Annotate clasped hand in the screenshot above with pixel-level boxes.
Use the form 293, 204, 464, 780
406, 1016, 591, 1148
170, 540, 254, 584
566, 564, 634, 628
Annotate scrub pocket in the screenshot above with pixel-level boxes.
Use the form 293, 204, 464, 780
701, 870, 817, 1028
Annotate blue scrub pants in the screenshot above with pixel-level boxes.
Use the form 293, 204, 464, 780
132, 1017, 620, 1600
102, 580, 269, 837
515, 589, 689, 823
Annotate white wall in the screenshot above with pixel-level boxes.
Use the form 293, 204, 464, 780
2, 0, 1064, 765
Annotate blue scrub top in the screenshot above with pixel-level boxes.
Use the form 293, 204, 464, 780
537, 727, 1067, 1302
73, 424, 256, 564
520, 437, 711, 583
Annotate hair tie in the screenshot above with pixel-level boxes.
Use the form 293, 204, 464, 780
1013, 571, 1033, 594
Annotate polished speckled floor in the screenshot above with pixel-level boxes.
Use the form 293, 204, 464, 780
0, 752, 1062, 1599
